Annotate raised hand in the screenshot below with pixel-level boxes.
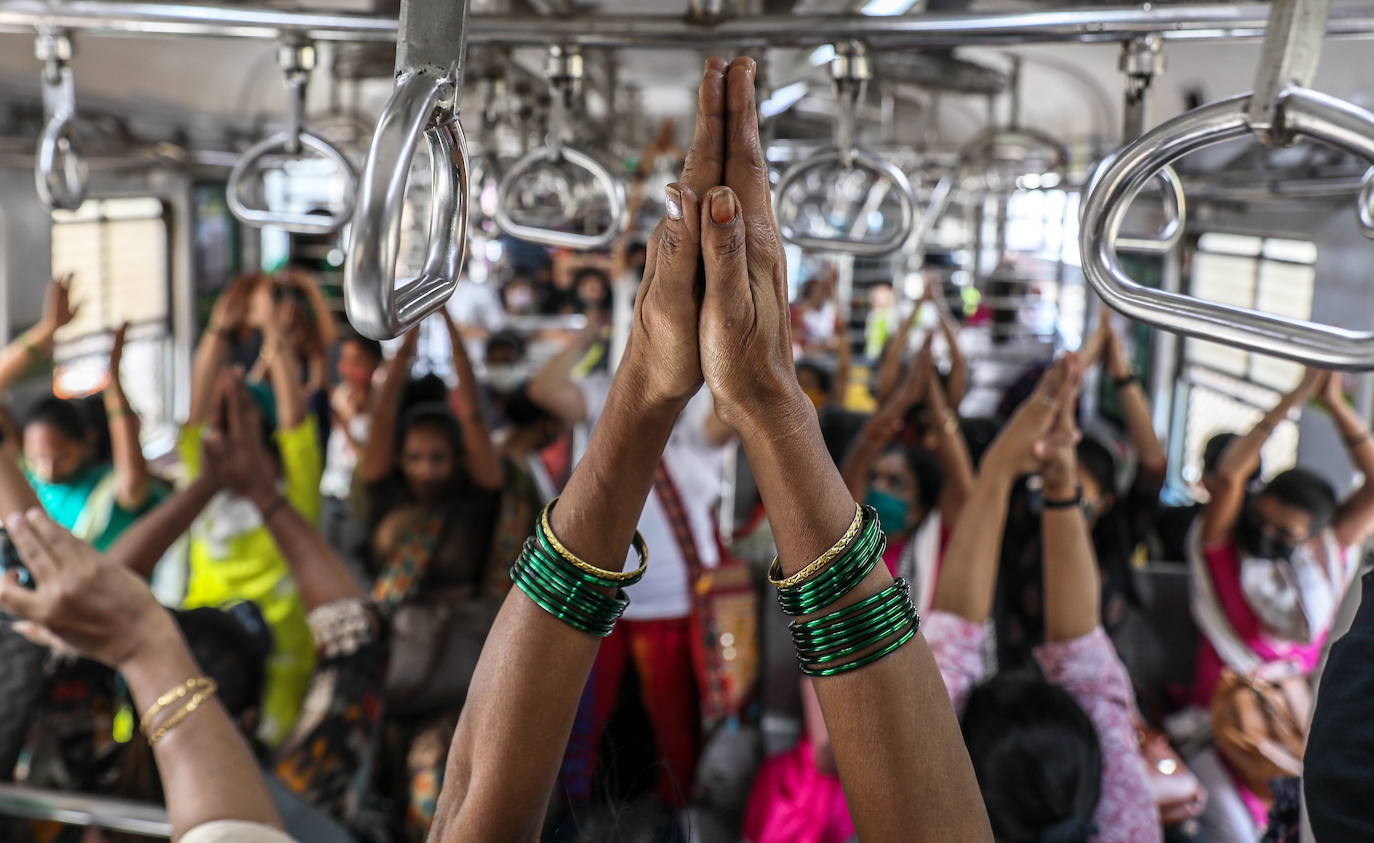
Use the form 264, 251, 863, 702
108, 322, 128, 379
1318, 369, 1345, 410
698, 57, 799, 432
982, 355, 1083, 479
0, 508, 170, 668
1040, 374, 1085, 495
41, 273, 79, 332
617, 57, 728, 409
202, 370, 275, 502
247, 277, 277, 330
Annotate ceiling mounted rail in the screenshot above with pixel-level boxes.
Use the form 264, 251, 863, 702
5, 2, 1374, 47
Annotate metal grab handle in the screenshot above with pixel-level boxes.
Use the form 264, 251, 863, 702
345, 73, 468, 340
227, 130, 358, 234
1104, 164, 1187, 254
1359, 167, 1374, 239
493, 146, 627, 250
34, 29, 86, 211
228, 40, 357, 234
1081, 87, 1374, 369
344, 0, 470, 340
774, 148, 918, 256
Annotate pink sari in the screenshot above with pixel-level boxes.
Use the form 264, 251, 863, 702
741, 738, 855, 843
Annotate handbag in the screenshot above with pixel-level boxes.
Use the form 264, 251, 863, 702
653, 464, 760, 724
374, 514, 502, 714
1134, 717, 1207, 825
1209, 667, 1311, 801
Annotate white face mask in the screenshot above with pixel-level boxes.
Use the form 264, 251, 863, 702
506, 289, 536, 312
485, 363, 529, 394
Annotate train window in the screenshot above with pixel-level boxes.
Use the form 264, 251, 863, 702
49, 197, 175, 445
1173, 233, 1317, 490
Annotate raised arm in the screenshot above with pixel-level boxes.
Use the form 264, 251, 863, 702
1100, 309, 1166, 473
1038, 376, 1099, 642
188, 275, 258, 427
256, 292, 306, 432
107, 476, 220, 579
103, 324, 152, 511
1201, 368, 1323, 547
925, 372, 975, 529
208, 371, 362, 611
526, 319, 602, 426
697, 58, 989, 841
841, 337, 929, 499
0, 275, 77, 396
872, 305, 918, 407
429, 58, 729, 842
930, 282, 968, 410
0, 511, 282, 838
358, 329, 417, 486
1317, 373, 1374, 548
932, 358, 1076, 624
440, 310, 504, 491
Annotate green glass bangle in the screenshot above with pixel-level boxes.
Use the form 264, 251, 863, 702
768, 506, 880, 603
775, 514, 886, 616
536, 500, 648, 587
522, 539, 637, 596
509, 564, 624, 637
796, 604, 917, 666
791, 580, 913, 661
793, 601, 914, 661
509, 544, 629, 636
513, 549, 627, 620
801, 621, 920, 678
790, 574, 908, 634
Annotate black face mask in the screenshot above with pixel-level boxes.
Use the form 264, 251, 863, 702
1235, 504, 1298, 562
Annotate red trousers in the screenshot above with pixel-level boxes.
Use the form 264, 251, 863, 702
559, 616, 701, 807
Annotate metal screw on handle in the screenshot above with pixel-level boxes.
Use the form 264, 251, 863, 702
34, 29, 86, 212
226, 38, 358, 234
343, 0, 472, 340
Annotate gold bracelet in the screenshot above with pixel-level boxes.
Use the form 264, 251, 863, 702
140, 676, 214, 726
146, 680, 219, 747
769, 502, 864, 590
540, 499, 648, 584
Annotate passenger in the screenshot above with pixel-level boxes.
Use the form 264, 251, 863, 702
927, 355, 1161, 843
254, 268, 338, 451
570, 266, 614, 318
841, 336, 973, 610
431, 55, 988, 842
871, 280, 968, 411
357, 309, 505, 842
1188, 367, 1374, 836
1152, 432, 1258, 563
789, 267, 841, 357
177, 272, 323, 748
863, 281, 902, 361
321, 331, 382, 567
0, 279, 163, 552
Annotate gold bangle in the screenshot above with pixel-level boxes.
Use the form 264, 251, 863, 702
540, 499, 648, 584
140, 676, 214, 725
769, 502, 864, 590
146, 680, 219, 747
942, 411, 960, 435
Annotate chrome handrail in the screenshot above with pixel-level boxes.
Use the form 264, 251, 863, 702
1081, 0, 1374, 368
343, 0, 471, 340
227, 40, 358, 234
493, 45, 628, 250
0, 783, 170, 837
34, 28, 87, 212
774, 41, 917, 256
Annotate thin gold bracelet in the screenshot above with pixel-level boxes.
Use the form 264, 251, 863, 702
769, 502, 864, 590
146, 681, 219, 747
140, 676, 214, 726
540, 499, 648, 584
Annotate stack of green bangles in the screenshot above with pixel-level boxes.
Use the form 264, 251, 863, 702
772, 504, 921, 677
508, 500, 648, 638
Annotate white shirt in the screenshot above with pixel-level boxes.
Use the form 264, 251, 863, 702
578, 375, 728, 620
321, 414, 369, 500
449, 279, 507, 332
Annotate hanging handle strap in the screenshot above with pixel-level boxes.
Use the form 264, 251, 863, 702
34, 29, 86, 212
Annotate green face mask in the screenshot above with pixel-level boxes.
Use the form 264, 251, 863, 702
865, 488, 911, 536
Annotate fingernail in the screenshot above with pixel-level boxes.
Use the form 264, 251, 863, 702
710, 188, 738, 225
744, 57, 757, 78
665, 184, 683, 221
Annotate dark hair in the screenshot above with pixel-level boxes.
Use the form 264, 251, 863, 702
891, 445, 943, 522
485, 329, 527, 361
1202, 431, 1264, 488
341, 332, 384, 363
962, 673, 1102, 843
173, 606, 268, 719
1075, 437, 1142, 610
997, 362, 1052, 423
402, 373, 451, 411
796, 359, 833, 395
800, 279, 823, 301
79, 394, 113, 462
571, 268, 613, 311
504, 385, 553, 429
818, 408, 868, 469
24, 396, 89, 442
1262, 468, 1338, 534
960, 418, 1001, 468
1076, 438, 1117, 501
